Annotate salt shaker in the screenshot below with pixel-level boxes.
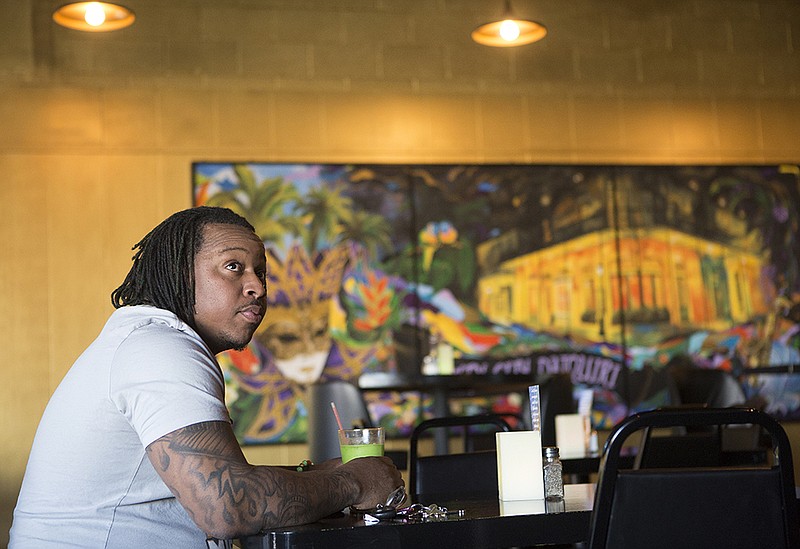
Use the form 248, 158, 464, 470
543, 446, 564, 501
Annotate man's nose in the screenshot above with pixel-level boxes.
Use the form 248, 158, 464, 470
244, 272, 266, 298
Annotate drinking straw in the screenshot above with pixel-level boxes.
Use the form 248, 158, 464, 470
528, 385, 541, 432
330, 401, 345, 431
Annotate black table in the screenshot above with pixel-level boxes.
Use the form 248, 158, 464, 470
359, 372, 536, 453
239, 483, 595, 549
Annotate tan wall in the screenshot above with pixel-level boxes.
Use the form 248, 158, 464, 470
2, 0, 800, 544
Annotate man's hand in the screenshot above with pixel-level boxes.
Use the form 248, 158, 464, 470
339, 456, 404, 510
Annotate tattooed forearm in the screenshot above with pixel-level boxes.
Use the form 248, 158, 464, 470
146, 421, 357, 539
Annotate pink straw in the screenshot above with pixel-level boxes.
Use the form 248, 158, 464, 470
330, 402, 345, 431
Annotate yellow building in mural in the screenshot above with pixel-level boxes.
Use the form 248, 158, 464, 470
478, 227, 767, 343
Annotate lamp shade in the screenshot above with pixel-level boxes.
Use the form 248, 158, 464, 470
53, 2, 135, 32
472, 1, 547, 47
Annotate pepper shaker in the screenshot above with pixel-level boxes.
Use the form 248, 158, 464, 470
543, 446, 564, 501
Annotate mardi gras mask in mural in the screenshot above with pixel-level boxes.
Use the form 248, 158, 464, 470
255, 244, 349, 386
258, 301, 332, 385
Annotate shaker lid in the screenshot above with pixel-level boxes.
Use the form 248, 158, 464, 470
544, 446, 560, 458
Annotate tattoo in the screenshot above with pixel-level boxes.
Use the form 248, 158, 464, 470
166, 421, 233, 456
146, 421, 353, 536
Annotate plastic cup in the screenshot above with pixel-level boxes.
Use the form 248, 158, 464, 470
338, 427, 385, 463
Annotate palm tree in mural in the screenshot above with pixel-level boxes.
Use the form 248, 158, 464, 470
204, 164, 305, 247
296, 183, 354, 252
337, 209, 393, 259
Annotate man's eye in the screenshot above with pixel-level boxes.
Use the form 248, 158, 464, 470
226, 262, 242, 271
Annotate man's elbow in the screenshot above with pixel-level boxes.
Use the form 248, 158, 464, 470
189, 505, 263, 540
198, 518, 260, 541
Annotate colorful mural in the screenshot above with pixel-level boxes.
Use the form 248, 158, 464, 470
193, 163, 800, 442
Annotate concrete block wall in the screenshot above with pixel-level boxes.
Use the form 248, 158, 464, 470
1, 0, 798, 543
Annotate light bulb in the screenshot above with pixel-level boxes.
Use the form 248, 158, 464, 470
499, 19, 520, 41
84, 3, 107, 27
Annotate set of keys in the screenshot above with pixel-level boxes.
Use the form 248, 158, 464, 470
351, 487, 465, 523
370, 503, 466, 522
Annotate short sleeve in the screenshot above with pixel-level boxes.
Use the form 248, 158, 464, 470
110, 322, 231, 448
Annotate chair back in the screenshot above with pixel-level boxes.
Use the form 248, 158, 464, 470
589, 407, 800, 549
307, 380, 373, 463
409, 414, 511, 503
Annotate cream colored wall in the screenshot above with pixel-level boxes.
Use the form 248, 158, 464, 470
2, 0, 799, 544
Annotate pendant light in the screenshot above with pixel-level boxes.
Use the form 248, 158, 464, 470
53, 2, 135, 32
472, 0, 547, 47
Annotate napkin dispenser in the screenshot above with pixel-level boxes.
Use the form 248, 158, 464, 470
496, 430, 545, 501
555, 413, 589, 457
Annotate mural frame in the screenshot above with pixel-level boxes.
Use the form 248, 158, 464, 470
193, 162, 800, 444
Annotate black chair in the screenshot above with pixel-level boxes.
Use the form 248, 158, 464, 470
658, 360, 766, 466
635, 426, 722, 469
589, 407, 800, 549
408, 414, 511, 503
633, 406, 769, 469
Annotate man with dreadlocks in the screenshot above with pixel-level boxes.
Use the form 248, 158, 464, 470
10, 206, 403, 548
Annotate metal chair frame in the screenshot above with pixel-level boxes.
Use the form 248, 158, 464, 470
408, 414, 511, 502
589, 407, 800, 549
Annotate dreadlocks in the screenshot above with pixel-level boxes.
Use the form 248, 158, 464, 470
111, 206, 256, 326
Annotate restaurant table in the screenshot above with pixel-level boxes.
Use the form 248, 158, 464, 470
358, 371, 536, 416
358, 371, 535, 453
239, 483, 595, 549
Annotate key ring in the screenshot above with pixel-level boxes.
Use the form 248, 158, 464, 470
384, 486, 407, 508
395, 503, 465, 522
349, 485, 408, 519
351, 487, 465, 523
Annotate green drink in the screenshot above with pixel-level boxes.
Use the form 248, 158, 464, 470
340, 442, 384, 463
338, 427, 385, 463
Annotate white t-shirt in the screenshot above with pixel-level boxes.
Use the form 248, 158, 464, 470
10, 305, 231, 548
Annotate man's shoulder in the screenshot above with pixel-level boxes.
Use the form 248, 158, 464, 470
110, 305, 184, 330
106, 306, 207, 353
108, 305, 194, 338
